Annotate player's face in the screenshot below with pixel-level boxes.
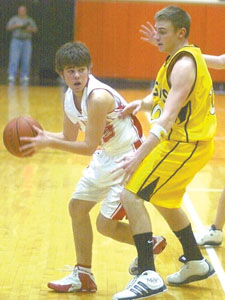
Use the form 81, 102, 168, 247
62, 66, 89, 96
155, 20, 181, 55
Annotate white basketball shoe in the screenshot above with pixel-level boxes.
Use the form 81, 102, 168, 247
167, 259, 215, 286
47, 265, 97, 292
196, 225, 223, 246
113, 270, 167, 300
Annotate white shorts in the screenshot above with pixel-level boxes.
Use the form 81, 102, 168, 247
72, 150, 131, 220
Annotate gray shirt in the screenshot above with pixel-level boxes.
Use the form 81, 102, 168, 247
6, 16, 37, 40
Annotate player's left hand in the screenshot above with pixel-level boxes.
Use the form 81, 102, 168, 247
19, 125, 50, 156
119, 100, 142, 119
112, 153, 141, 184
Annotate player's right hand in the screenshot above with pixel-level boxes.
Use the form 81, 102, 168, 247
119, 100, 142, 119
140, 21, 157, 46
19, 126, 50, 156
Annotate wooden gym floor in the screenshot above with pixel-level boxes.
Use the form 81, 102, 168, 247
0, 83, 224, 300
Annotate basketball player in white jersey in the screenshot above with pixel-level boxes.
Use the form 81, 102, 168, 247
20, 41, 167, 293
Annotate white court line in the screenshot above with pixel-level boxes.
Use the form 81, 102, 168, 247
184, 193, 225, 293
144, 112, 225, 292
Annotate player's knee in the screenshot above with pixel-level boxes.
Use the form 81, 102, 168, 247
120, 189, 133, 207
69, 198, 95, 220
69, 198, 77, 217
68, 198, 83, 219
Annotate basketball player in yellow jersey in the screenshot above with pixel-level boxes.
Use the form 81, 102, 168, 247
139, 20, 225, 248
113, 6, 217, 300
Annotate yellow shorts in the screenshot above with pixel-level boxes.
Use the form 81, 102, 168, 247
125, 139, 214, 208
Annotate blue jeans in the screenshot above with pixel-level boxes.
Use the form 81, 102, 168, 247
8, 38, 32, 78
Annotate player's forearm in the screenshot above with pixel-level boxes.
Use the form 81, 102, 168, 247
204, 54, 225, 69
45, 131, 65, 140
141, 93, 153, 111
47, 138, 96, 156
45, 131, 78, 142
134, 132, 160, 163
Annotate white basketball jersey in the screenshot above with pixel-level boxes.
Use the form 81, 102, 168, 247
64, 74, 143, 155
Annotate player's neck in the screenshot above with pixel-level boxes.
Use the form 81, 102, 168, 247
73, 93, 82, 113
169, 40, 189, 56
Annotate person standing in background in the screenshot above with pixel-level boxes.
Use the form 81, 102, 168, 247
6, 5, 38, 83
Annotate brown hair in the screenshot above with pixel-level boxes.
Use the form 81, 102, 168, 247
55, 41, 92, 74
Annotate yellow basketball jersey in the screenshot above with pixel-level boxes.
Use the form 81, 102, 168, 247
151, 45, 217, 142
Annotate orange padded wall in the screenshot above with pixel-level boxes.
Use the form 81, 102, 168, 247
75, 1, 225, 82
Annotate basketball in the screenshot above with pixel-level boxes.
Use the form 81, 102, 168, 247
3, 116, 43, 158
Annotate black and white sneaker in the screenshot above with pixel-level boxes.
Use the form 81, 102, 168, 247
113, 270, 167, 299
167, 259, 215, 286
195, 225, 223, 246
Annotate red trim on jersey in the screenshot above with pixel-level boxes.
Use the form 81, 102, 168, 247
130, 115, 143, 150
85, 77, 90, 87
131, 115, 143, 139
134, 139, 142, 150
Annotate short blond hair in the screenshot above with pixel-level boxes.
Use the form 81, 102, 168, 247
155, 6, 191, 38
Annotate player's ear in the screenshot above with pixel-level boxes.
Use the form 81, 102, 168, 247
88, 64, 93, 74
59, 72, 64, 80
177, 27, 186, 39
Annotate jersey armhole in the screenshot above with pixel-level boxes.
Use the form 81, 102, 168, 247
167, 51, 197, 97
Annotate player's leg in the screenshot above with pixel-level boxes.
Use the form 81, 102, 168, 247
196, 187, 225, 246
96, 183, 167, 252
97, 213, 166, 276
149, 140, 216, 285
121, 189, 157, 272
96, 183, 134, 244
214, 187, 225, 230
69, 199, 96, 266
48, 199, 97, 293
96, 213, 133, 244
47, 152, 105, 293
156, 205, 215, 285
156, 205, 202, 259
114, 140, 215, 299
113, 189, 167, 300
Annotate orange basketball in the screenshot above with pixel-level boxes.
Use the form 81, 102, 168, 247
3, 116, 43, 158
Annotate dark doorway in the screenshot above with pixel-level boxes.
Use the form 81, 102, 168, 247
0, 0, 75, 85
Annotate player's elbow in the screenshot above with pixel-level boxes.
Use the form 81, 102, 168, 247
64, 134, 77, 142
84, 140, 98, 156
86, 146, 96, 156
82, 144, 96, 156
